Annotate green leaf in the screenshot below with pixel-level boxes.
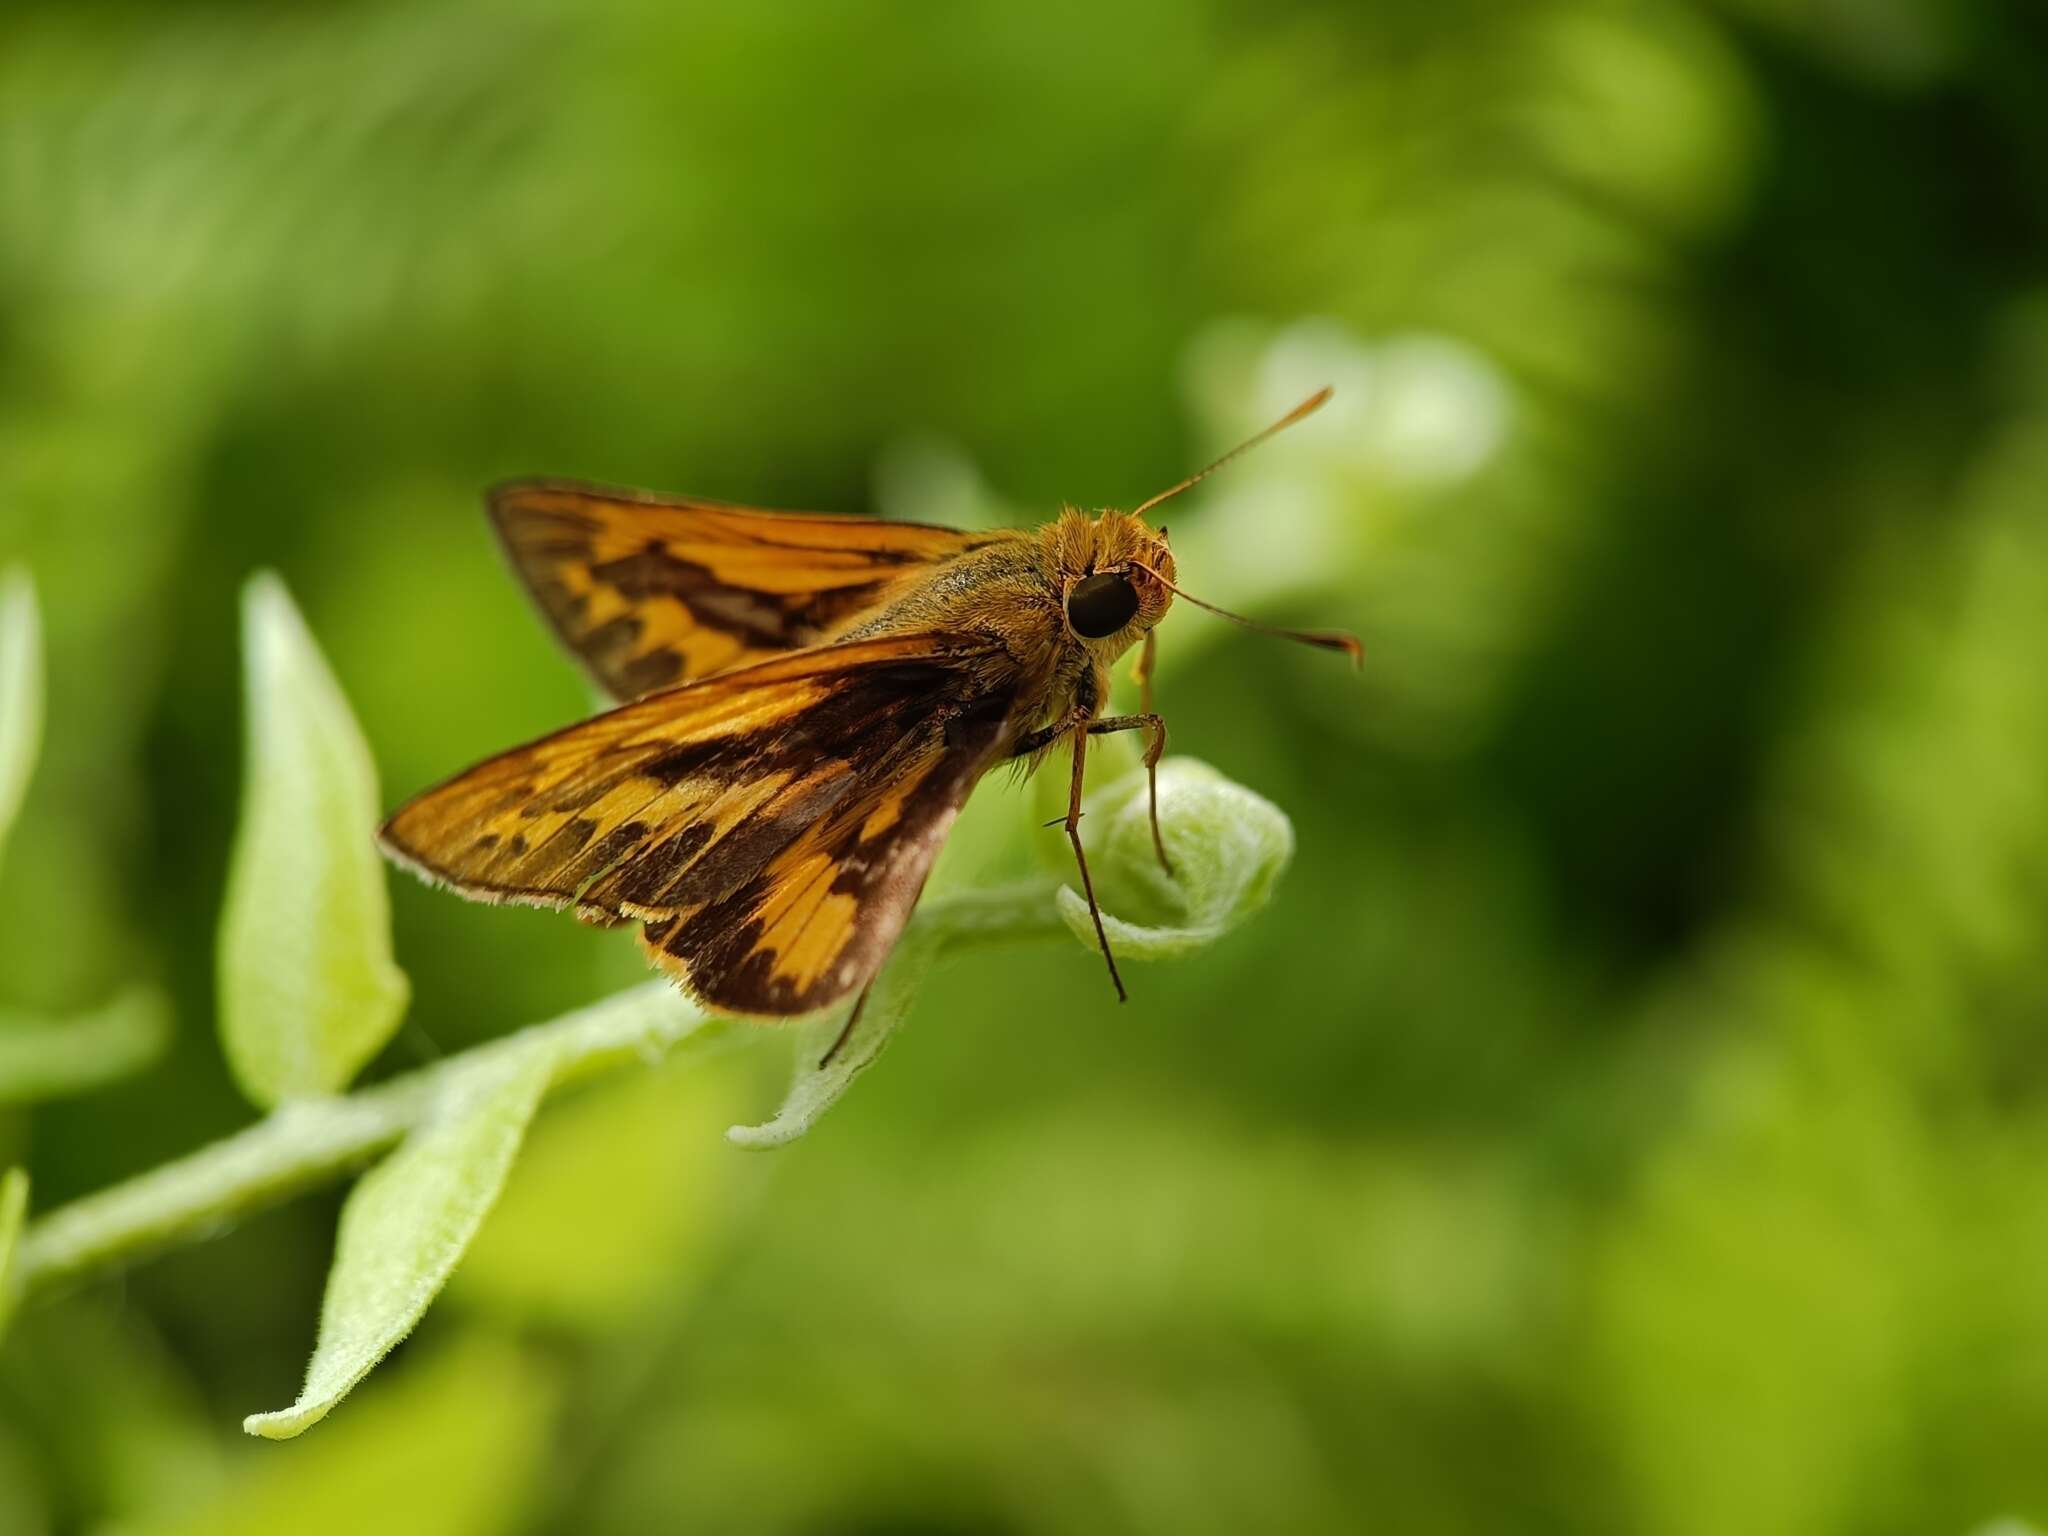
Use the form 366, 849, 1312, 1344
0, 1167, 28, 1343
218, 573, 409, 1107
0, 986, 171, 1106
244, 1044, 553, 1439
726, 922, 941, 1151
1056, 758, 1295, 959
0, 567, 40, 867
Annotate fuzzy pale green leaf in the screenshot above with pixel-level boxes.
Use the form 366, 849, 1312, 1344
1056, 758, 1295, 959
0, 1167, 27, 1343
0, 568, 41, 866
218, 573, 409, 1107
243, 1044, 553, 1439
0, 986, 171, 1106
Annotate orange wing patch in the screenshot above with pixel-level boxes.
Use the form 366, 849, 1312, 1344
378, 634, 1013, 948
489, 480, 1018, 699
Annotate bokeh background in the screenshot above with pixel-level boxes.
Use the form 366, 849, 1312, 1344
5, 0, 2048, 1531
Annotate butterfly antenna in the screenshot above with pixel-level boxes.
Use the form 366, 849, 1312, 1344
1129, 386, 1333, 522
1131, 561, 1363, 668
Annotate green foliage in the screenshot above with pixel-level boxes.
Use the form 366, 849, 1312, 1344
451, 1052, 751, 1329
0, 569, 38, 863
3, 578, 1296, 1441
132, 1335, 555, 1536
0, 1169, 25, 1340
218, 575, 409, 1108
0, 988, 169, 1107
0, 574, 168, 1113
0, 1297, 230, 1528
5, 0, 2048, 1529
1588, 371, 2048, 1535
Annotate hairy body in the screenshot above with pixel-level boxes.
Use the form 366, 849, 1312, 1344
832, 509, 1177, 743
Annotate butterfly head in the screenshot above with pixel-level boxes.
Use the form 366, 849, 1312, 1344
1054, 509, 1177, 652
1049, 387, 1362, 668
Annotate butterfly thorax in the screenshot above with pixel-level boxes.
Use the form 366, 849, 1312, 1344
827, 507, 1173, 733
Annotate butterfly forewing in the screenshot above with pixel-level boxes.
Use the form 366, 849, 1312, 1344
379, 632, 1021, 1013
489, 480, 1017, 699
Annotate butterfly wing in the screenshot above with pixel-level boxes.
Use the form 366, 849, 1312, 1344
638, 682, 1015, 1014
379, 632, 1022, 1015
488, 479, 1018, 699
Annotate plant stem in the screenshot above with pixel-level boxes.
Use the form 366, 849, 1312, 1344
14, 983, 732, 1301
9, 878, 1070, 1304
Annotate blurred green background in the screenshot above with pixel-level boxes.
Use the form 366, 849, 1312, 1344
5, 0, 2048, 1531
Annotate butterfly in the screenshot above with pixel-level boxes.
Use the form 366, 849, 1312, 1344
379, 389, 1358, 1056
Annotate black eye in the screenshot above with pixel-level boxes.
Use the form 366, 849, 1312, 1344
1067, 571, 1139, 638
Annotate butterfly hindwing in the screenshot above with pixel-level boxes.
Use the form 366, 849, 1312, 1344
488, 479, 1018, 699
378, 634, 1018, 973
639, 684, 1018, 1014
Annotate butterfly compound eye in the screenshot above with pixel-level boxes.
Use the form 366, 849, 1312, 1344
1067, 571, 1140, 638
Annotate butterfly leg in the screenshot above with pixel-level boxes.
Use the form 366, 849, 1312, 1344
1086, 713, 1172, 875
1062, 719, 1128, 1003
817, 979, 875, 1070
1131, 627, 1158, 716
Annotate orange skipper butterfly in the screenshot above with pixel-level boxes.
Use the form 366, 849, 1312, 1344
379, 389, 1358, 1051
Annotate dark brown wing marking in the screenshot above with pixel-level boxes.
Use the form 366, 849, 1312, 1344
639, 688, 1019, 1015
488, 480, 1017, 698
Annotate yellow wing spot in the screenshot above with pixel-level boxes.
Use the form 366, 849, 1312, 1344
752, 849, 836, 931
749, 847, 858, 989
614, 679, 824, 751
577, 582, 636, 633
859, 790, 906, 842
742, 843, 862, 991
776, 891, 859, 990
674, 626, 749, 679
858, 757, 936, 842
